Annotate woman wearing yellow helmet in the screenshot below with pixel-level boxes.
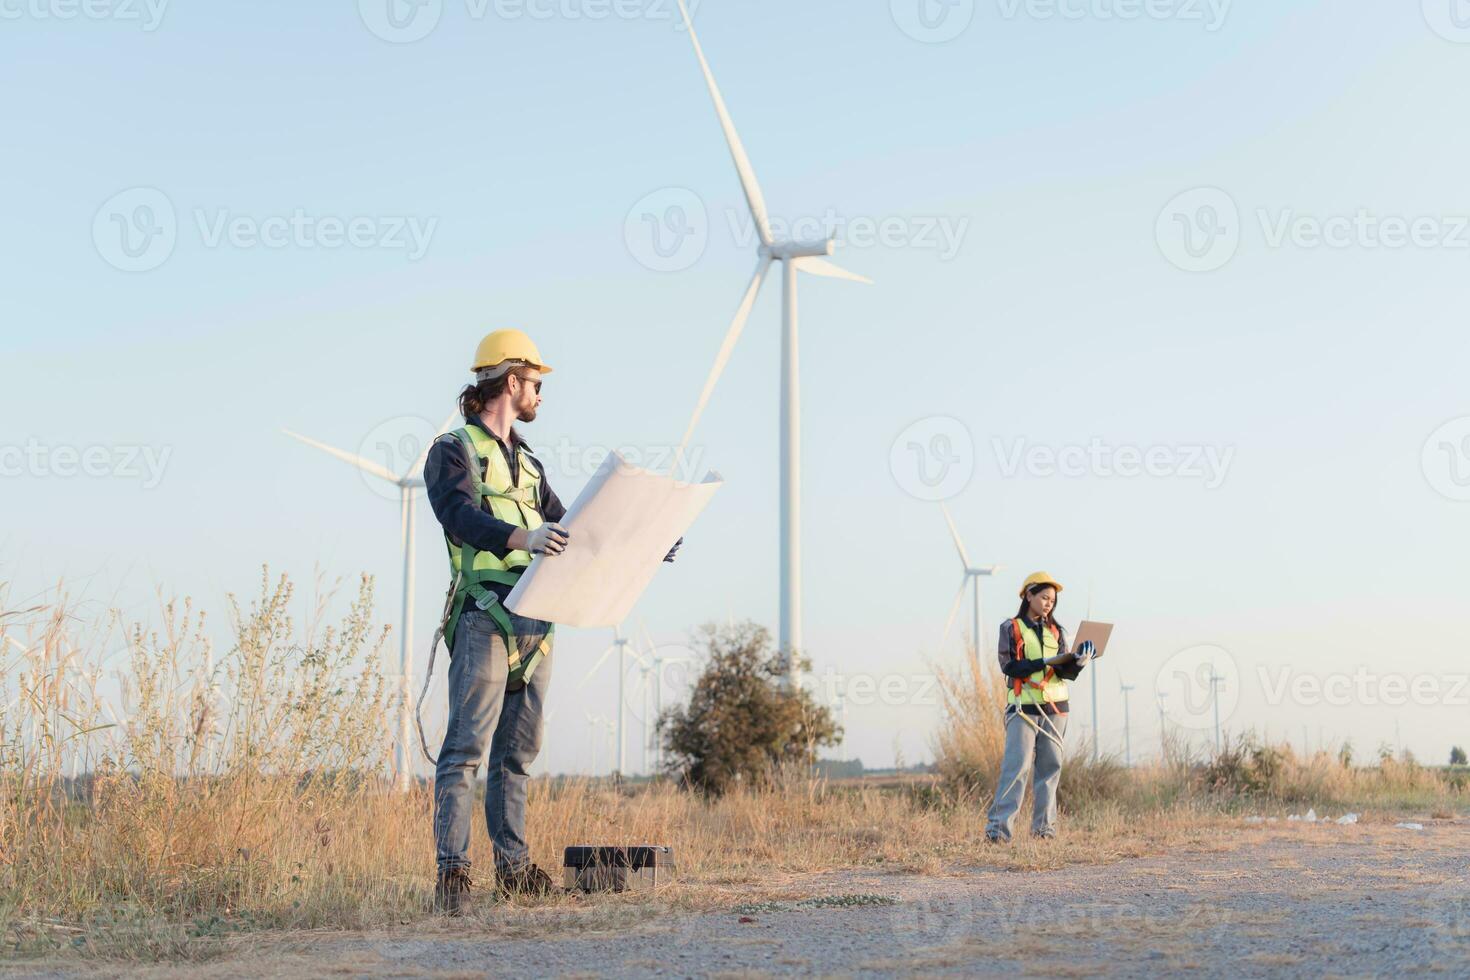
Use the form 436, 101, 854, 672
984, 572, 1095, 843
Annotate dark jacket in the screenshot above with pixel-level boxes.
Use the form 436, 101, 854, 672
423, 418, 567, 602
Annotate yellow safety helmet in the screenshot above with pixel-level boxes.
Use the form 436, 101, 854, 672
471, 329, 553, 379
1018, 571, 1063, 598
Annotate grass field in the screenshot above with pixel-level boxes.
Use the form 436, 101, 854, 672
3, 573, 1465, 965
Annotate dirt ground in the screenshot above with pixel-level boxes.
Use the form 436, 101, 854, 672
6, 819, 1468, 978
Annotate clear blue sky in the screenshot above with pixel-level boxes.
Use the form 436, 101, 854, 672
4, 0, 1468, 773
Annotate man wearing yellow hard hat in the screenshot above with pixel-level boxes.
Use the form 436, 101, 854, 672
984, 571, 1095, 843
423, 329, 680, 913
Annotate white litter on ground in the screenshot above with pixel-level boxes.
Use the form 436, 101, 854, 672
1336, 813, 1359, 825
1395, 822, 1425, 830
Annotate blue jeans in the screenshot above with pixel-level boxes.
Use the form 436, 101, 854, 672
433, 607, 553, 873
986, 708, 1067, 841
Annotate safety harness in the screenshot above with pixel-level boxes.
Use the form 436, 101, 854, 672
1008, 617, 1061, 705
1003, 617, 1067, 751
417, 426, 554, 765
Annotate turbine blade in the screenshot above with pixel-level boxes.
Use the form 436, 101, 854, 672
674, 0, 773, 246
940, 580, 967, 650
792, 256, 872, 284
283, 429, 400, 484
404, 411, 460, 484
678, 256, 772, 453
579, 644, 621, 687
939, 504, 972, 570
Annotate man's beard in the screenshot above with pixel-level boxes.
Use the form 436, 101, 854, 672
517, 398, 538, 423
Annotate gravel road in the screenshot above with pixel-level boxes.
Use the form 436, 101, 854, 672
7, 820, 1468, 978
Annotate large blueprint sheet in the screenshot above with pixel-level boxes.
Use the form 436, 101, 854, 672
505, 452, 723, 628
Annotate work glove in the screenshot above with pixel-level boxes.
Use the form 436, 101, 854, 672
526, 523, 570, 556
1073, 640, 1096, 667
663, 537, 683, 563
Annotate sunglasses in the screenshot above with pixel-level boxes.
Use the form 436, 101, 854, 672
514, 375, 543, 394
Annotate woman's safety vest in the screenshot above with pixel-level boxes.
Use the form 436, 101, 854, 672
441, 425, 552, 687
1006, 617, 1069, 707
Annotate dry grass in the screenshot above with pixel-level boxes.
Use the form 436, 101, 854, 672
1, 577, 1464, 963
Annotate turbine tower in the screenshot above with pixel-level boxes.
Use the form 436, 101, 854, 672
581, 625, 636, 775
673, 0, 872, 688
284, 412, 457, 791
939, 504, 1000, 657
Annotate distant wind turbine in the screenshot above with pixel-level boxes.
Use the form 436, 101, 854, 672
284, 412, 458, 791
672, 0, 873, 688
580, 625, 637, 775
939, 504, 1000, 657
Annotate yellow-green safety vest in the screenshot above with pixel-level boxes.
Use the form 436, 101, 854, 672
441, 425, 552, 687
1006, 617, 1069, 707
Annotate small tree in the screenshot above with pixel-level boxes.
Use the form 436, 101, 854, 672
1451, 746, 1468, 767
657, 621, 840, 795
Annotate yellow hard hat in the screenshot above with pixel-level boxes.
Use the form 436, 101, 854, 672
1018, 571, 1063, 598
471, 329, 553, 378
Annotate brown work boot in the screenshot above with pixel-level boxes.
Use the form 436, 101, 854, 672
496, 863, 558, 898
435, 866, 473, 916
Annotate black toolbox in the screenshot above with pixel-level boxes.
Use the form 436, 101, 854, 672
562, 845, 675, 893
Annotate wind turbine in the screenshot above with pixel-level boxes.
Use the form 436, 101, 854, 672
672, 0, 873, 689
1119, 676, 1135, 768
284, 412, 458, 791
939, 504, 1000, 657
580, 625, 639, 775
632, 623, 694, 774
